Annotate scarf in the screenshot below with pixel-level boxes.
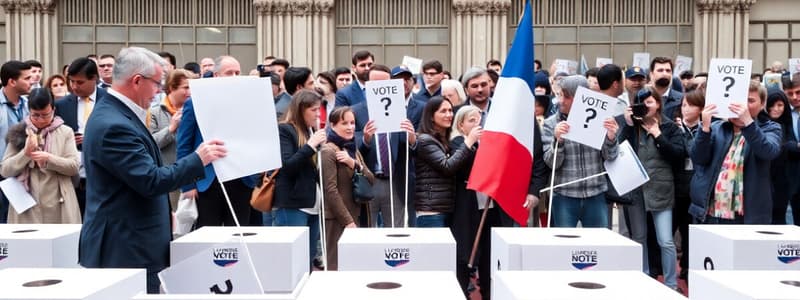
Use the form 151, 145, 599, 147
17, 116, 65, 192
326, 127, 356, 158
145, 96, 180, 127
710, 132, 746, 219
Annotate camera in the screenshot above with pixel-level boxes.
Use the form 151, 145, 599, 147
631, 89, 651, 118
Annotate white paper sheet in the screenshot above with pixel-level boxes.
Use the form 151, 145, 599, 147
401, 56, 424, 75
604, 140, 649, 195
159, 240, 262, 294
188, 76, 282, 182
563, 86, 617, 150
675, 55, 694, 76
0, 177, 36, 213
632, 52, 651, 69
365, 79, 407, 133
706, 58, 753, 119
596, 57, 613, 67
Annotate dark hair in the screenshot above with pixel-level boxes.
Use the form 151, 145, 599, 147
333, 67, 351, 77
534, 95, 551, 114
87, 54, 97, 59
158, 52, 176, 67
182, 62, 199, 74
351, 50, 374, 66
585, 67, 600, 78
683, 89, 705, 108
486, 68, 499, 84
283, 90, 323, 147
99, 54, 115, 60
636, 86, 663, 119
271, 58, 290, 69
695, 72, 708, 78
422, 60, 443, 73
317, 71, 337, 93
649, 57, 674, 73
442, 70, 452, 79
419, 96, 453, 149
597, 64, 622, 91
24, 60, 42, 69
1, 60, 32, 87
328, 106, 353, 126
45, 74, 66, 90
28, 88, 54, 110
486, 59, 502, 68
679, 70, 694, 80
534, 59, 542, 70
284, 67, 313, 95
66, 57, 98, 80
264, 55, 275, 61
367, 64, 391, 78
766, 88, 793, 140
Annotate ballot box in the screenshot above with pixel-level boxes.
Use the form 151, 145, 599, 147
296, 271, 463, 300
690, 270, 800, 300
0, 267, 145, 300
493, 270, 686, 300
132, 273, 309, 300
337, 227, 456, 272
491, 227, 642, 278
689, 225, 800, 271
170, 226, 308, 293
0, 224, 81, 269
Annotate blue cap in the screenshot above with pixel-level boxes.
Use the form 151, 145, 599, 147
391, 65, 413, 78
625, 66, 646, 78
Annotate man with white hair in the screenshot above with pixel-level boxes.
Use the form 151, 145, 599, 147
78, 47, 227, 293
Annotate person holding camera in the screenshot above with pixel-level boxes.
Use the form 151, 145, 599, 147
620, 86, 686, 291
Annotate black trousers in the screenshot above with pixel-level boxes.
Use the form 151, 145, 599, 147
195, 178, 253, 228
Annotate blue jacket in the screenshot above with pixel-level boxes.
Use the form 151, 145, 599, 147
78, 93, 205, 293
175, 99, 256, 192
335, 81, 366, 107
689, 118, 782, 224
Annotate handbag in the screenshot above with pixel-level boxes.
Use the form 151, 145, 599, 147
250, 169, 279, 212
604, 174, 634, 205
352, 170, 374, 203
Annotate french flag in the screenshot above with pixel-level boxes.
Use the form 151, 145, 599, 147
467, 0, 535, 226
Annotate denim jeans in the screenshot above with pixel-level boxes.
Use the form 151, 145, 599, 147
416, 213, 449, 227
262, 210, 274, 226
551, 193, 608, 228
652, 209, 677, 289
703, 214, 744, 224
273, 208, 320, 264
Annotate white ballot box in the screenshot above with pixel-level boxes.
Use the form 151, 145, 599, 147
0, 224, 81, 269
491, 228, 642, 278
131, 273, 309, 300
170, 226, 308, 293
689, 225, 800, 271
0, 267, 145, 300
296, 271, 463, 300
690, 270, 800, 300
493, 270, 686, 300
337, 228, 456, 272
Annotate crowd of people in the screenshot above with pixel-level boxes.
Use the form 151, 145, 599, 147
0, 47, 796, 298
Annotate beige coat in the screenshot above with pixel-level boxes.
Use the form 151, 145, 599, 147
1, 125, 80, 224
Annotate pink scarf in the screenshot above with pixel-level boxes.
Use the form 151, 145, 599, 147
17, 116, 65, 192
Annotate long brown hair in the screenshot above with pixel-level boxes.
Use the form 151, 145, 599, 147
282, 89, 322, 148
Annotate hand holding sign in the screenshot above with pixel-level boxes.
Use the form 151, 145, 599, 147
366, 79, 407, 133
706, 58, 752, 119
563, 86, 616, 150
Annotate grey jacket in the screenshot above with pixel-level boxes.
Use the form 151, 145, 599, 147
148, 103, 177, 166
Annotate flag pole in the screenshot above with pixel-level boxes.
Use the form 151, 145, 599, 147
546, 141, 559, 227
540, 171, 608, 193
467, 197, 492, 268
387, 134, 395, 228
404, 133, 410, 228
313, 121, 328, 271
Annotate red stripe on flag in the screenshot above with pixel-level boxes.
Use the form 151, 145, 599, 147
467, 131, 533, 226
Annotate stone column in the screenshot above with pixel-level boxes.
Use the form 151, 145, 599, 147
1, 0, 58, 75
693, 0, 757, 72
451, 0, 511, 76
254, 0, 334, 72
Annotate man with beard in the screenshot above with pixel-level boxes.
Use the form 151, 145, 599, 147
335, 50, 374, 107
649, 57, 683, 120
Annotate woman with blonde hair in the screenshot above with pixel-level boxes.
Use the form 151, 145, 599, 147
440, 79, 466, 106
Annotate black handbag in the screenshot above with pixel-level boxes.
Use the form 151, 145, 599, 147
352, 170, 374, 203
605, 174, 634, 205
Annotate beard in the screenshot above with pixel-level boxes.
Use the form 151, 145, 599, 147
655, 77, 671, 88
357, 71, 369, 82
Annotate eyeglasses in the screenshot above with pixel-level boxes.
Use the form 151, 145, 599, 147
98, 64, 113, 68
138, 75, 163, 90
423, 71, 441, 77
30, 111, 54, 120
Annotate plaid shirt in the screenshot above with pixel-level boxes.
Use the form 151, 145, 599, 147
541, 113, 619, 198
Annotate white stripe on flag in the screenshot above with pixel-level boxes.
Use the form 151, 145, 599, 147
483, 77, 535, 156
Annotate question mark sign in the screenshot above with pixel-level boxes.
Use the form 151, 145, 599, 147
722, 76, 735, 98
380, 97, 392, 116
584, 108, 597, 128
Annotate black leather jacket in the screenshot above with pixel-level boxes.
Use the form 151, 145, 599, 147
414, 133, 475, 213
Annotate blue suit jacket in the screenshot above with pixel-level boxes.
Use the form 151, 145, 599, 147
78, 92, 205, 293
175, 99, 256, 192
54, 88, 108, 134
335, 81, 366, 107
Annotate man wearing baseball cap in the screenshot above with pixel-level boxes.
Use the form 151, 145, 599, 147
613, 66, 647, 116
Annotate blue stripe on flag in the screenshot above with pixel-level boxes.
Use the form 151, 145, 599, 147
500, 0, 536, 97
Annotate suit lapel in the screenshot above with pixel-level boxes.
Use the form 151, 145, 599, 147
103, 94, 162, 165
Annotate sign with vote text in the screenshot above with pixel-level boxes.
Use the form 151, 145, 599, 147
706, 58, 752, 119
366, 79, 407, 133
563, 86, 617, 150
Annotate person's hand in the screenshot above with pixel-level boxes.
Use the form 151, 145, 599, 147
168, 110, 183, 134
465, 125, 483, 148
554, 121, 570, 142
623, 106, 634, 126
363, 120, 377, 144
195, 139, 227, 166
729, 102, 753, 127
24, 132, 38, 157
30, 151, 51, 168
604, 117, 619, 141
642, 118, 661, 138
74, 133, 83, 146
523, 194, 540, 209
701, 104, 717, 132
401, 119, 416, 145
307, 130, 327, 148
346, 222, 357, 228
336, 151, 355, 169
182, 189, 198, 200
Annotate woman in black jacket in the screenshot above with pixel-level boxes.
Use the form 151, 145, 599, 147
414, 96, 480, 227
273, 90, 327, 268
765, 88, 797, 224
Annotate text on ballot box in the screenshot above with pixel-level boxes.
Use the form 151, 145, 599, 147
690, 270, 800, 300
491, 228, 642, 278
337, 227, 456, 272
132, 273, 308, 300
0, 224, 81, 269
689, 225, 800, 271
296, 271, 463, 300
170, 226, 308, 292
0, 267, 145, 300
493, 271, 687, 300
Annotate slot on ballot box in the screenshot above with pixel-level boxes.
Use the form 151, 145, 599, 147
0, 267, 145, 300
690, 270, 800, 300
170, 226, 308, 293
0, 224, 81, 269
132, 273, 309, 300
689, 225, 800, 271
337, 228, 456, 271
493, 271, 687, 300
296, 271, 463, 300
